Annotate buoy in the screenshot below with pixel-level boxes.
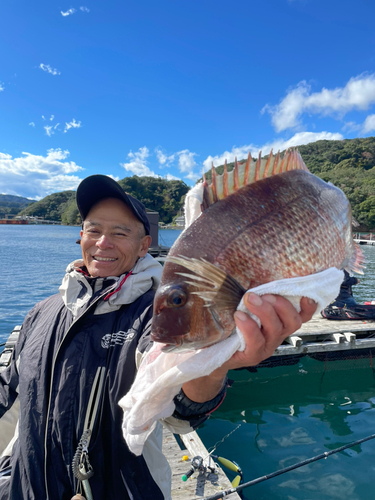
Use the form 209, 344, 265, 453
231, 475, 242, 488
216, 456, 241, 473
71, 495, 86, 500
182, 455, 189, 461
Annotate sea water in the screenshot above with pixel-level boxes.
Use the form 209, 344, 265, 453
2, 227, 375, 498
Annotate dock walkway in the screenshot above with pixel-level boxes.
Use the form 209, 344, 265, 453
273, 315, 375, 358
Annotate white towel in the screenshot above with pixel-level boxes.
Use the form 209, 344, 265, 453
120, 266, 344, 456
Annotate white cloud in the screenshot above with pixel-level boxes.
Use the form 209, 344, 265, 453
0, 149, 84, 199
44, 125, 54, 137
0, 82, 4, 92
203, 131, 344, 170
50, 115, 54, 121
263, 74, 375, 132
80, 6, 90, 12
29, 122, 35, 127
121, 147, 157, 177
155, 148, 175, 166
362, 114, 375, 133
64, 119, 82, 133
61, 8, 76, 16
39, 64, 61, 76
176, 150, 199, 180
121, 147, 182, 181
342, 121, 362, 133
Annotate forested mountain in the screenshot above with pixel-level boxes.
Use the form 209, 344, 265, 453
203, 137, 375, 230
5, 136, 375, 228
19, 191, 76, 222
17, 177, 189, 225
0, 194, 35, 218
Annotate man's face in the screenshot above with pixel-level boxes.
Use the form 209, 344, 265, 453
80, 198, 151, 277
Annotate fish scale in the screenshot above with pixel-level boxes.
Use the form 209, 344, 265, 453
151, 151, 363, 352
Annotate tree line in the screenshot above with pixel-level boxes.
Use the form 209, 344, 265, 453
2, 136, 375, 229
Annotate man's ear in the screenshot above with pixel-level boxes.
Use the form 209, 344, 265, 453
139, 235, 152, 257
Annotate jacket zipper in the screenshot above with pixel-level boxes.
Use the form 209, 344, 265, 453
43, 283, 117, 499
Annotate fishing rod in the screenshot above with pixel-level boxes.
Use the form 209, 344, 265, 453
182, 424, 242, 483
201, 431, 375, 500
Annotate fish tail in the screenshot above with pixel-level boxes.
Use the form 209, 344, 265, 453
347, 243, 365, 274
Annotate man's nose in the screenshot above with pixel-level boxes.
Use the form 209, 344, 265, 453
96, 234, 114, 248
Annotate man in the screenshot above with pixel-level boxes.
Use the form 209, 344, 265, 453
0, 175, 316, 500
331, 269, 360, 309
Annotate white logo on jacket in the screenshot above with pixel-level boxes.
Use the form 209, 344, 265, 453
101, 330, 136, 349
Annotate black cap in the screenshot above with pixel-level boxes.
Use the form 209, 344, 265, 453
76, 175, 150, 235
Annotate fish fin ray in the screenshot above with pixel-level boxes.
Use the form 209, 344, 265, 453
347, 243, 365, 275
202, 148, 310, 208
168, 255, 245, 309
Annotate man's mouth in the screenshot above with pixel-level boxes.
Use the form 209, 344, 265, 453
93, 256, 117, 262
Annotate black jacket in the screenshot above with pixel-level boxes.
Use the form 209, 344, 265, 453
0, 269, 225, 500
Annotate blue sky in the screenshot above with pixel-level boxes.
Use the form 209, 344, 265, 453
1, 0, 375, 199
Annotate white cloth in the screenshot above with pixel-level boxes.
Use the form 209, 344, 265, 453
183, 182, 204, 229
120, 266, 344, 456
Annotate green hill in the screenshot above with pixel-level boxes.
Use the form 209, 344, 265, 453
203, 136, 375, 230
17, 176, 190, 226
19, 191, 76, 222
0, 194, 35, 218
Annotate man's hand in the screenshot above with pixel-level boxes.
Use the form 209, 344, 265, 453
225, 293, 317, 371
181, 294, 317, 403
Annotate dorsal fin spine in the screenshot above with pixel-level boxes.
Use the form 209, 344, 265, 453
272, 150, 280, 175
264, 150, 273, 178
203, 148, 309, 209
286, 150, 293, 171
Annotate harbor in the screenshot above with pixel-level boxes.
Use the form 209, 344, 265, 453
2, 226, 375, 498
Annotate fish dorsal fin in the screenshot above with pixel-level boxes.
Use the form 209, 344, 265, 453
202, 149, 309, 209
167, 255, 245, 309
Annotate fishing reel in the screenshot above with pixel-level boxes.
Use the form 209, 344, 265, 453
182, 455, 216, 481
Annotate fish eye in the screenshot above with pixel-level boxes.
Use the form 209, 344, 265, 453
167, 288, 187, 308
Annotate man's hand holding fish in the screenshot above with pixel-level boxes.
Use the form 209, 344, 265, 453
181, 294, 317, 403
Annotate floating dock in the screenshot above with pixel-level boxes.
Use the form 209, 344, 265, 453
353, 233, 375, 245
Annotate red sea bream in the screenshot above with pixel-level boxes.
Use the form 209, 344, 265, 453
151, 150, 363, 352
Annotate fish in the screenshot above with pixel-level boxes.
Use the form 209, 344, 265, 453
151, 149, 363, 352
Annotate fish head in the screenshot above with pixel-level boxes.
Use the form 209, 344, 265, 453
151, 257, 242, 352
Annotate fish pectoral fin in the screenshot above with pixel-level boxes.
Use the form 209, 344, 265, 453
169, 255, 245, 309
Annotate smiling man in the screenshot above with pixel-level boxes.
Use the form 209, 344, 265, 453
0, 174, 316, 500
